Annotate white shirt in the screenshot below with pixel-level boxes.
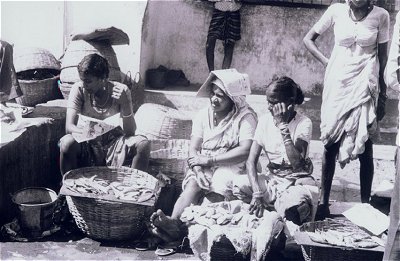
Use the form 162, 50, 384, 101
253, 111, 312, 164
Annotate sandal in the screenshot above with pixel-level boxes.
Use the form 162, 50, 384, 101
154, 241, 180, 256
155, 246, 177, 256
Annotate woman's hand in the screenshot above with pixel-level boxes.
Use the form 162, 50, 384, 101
112, 84, 132, 106
271, 102, 293, 126
249, 197, 264, 218
187, 155, 211, 168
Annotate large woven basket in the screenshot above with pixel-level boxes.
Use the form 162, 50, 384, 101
63, 166, 160, 241
297, 220, 384, 261
135, 103, 192, 140
16, 76, 62, 106
60, 40, 121, 83
148, 139, 190, 180
13, 47, 61, 73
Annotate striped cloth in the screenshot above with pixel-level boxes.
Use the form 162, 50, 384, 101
207, 8, 241, 45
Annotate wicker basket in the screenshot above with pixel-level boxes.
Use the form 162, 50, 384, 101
15, 76, 62, 106
210, 235, 249, 261
60, 66, 121, 84
60, 40, 121, 83
135, 103, 192, 140
148, 139, 190, 179
63, 166, 160, 241
297, 220, 384, 261
13, 47, 61, 73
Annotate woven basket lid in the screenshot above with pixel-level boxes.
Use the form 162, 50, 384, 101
14, 47, 61, 73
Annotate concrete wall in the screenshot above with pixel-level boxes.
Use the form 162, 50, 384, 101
1, 1, 65, 58
141, 1, 399, 97
1, 1, 147, 76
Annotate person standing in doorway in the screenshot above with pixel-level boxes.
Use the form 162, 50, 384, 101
206, 0, 242, 72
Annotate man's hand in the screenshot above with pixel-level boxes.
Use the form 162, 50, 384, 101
249, 197, 264, 218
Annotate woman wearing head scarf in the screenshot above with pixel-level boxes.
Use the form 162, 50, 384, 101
149, 69, 257, 250
233, 76, 317, 226
303, 0, 389, 219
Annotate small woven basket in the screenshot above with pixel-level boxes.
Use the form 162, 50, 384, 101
298, 220, 384, 261
148, 139, 190, 180
135, 103, 192, 140
210, 235, 249, 261
63, 166, 159, 241
16, 76, 61, 106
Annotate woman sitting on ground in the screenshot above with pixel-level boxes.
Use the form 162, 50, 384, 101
59, 53, 150, 175
150, 68, 257, 244
234, 76, 317, 225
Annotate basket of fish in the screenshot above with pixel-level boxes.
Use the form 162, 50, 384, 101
294, 218, 384, 261
60, 166, 161, 241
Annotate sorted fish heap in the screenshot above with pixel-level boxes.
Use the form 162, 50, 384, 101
63, 175, 155, 203
180, 204, 260, 229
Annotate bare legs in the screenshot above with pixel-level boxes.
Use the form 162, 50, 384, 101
59, 135, 151, 176
59, 134, 81, 176
206, 37, 235, 72
131, 139, 150, 172
359, 139, 374, 203
316, 139, 374, 219
150, 179, 203, 241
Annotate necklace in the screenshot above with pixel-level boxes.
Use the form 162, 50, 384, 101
90, 83, 111, 114
348, 5, 372, 22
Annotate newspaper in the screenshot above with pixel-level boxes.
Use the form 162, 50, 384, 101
72, 114, 120, 143
342, 203, 389, 236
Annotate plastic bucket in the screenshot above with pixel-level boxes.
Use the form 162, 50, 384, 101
11, 187, 58, 236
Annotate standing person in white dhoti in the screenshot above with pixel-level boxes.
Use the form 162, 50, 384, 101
303, 0, 389, 219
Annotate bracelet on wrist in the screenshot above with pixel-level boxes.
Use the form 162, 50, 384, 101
252, 191, 264, 198
122, 111, 134, 118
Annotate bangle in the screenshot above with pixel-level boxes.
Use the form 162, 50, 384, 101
212, 156, 217, 164
122, 111, 133, 118
283, 138, 292, 145
252, 191, 264, 198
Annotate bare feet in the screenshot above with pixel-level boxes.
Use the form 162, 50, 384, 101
150, 209, 183, 241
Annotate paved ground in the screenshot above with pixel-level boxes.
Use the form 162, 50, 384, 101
0, 202, 387, 261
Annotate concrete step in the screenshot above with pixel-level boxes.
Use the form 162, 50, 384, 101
143, 88, 398, 202
144, 86, 399, 145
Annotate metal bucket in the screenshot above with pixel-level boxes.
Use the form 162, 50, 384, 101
11, 187, 58, 236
